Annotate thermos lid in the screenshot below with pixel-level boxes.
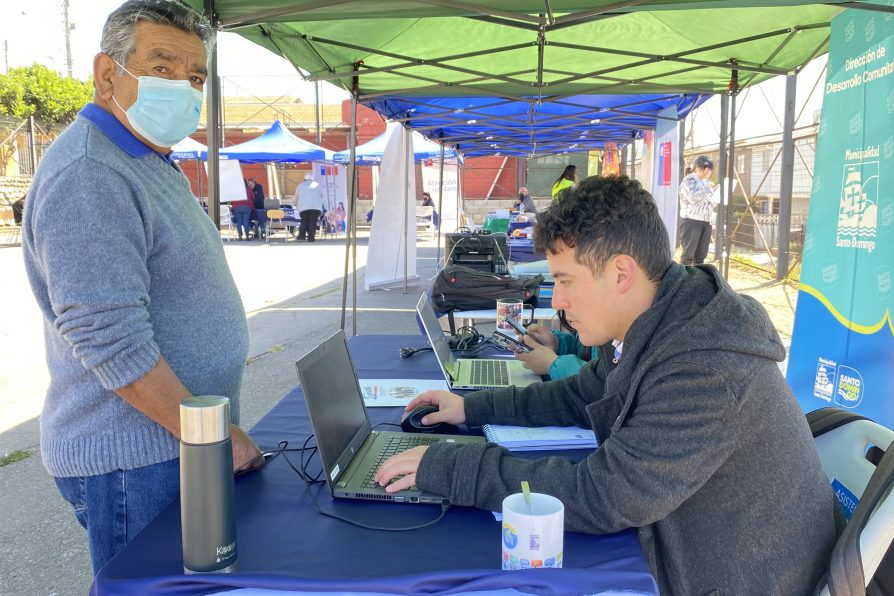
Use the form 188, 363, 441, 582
180, 396, 231, 445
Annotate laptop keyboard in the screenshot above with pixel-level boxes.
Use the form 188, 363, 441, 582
469, 359, 509, 386
361, 435, 439, 489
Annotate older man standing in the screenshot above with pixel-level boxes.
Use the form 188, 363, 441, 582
294, 172, 324, 242
22, 0, 260, 574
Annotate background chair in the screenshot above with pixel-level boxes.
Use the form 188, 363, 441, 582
809, 408, 894, 595
0, 197, 21, 246
220, 204, 235, 241
415, 205, 435, 241
265, 208, 285, 242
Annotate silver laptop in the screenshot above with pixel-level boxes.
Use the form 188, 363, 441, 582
295, 330, 484, 504
415, 294, 542, 390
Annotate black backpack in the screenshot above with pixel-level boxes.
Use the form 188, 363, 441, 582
431, 265, 543, 312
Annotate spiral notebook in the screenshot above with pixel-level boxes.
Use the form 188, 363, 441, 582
482, 424, 598, 451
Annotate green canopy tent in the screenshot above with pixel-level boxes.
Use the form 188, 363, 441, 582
186, 0, 892, 330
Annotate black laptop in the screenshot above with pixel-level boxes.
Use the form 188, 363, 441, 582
295, 330, 484, 504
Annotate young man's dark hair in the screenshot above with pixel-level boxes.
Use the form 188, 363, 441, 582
535, 175, 671, 282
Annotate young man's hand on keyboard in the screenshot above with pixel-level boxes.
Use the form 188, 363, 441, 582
375, 446, 428, 493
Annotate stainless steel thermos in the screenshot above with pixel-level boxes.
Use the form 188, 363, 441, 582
180, 396, 237, 573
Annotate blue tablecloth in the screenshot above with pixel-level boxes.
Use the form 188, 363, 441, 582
91, 335, 657, 596
507, 238, 544, 263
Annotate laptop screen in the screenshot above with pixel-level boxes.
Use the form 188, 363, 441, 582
295, 331, 371, 485
415, 294, 457, 379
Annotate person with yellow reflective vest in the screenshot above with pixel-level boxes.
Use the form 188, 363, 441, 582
551, 164, 577, 200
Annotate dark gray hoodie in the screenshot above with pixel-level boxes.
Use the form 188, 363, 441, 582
416, 263, 840, 595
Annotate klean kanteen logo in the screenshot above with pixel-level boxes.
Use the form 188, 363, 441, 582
836, 161, 879, 253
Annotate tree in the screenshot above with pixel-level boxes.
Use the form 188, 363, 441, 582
0, 64, 93, 125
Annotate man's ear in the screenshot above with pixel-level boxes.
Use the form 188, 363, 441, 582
93, 54, 117, 101
610, 255, 638, 293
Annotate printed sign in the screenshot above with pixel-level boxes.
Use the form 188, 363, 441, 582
787, 7, 894, 426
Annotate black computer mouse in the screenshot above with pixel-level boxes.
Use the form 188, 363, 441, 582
401, 405, 459, 434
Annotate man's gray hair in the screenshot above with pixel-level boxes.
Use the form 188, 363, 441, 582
101, 0, 213, 74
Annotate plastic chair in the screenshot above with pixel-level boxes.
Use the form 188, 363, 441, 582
809, 408, 894, 595
416, 205, 435, 240
0, 197, 21, 245
220, 204, 235, 241
265, 209, 285, 242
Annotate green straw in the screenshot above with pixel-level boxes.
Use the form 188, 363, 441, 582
521, 481, 532, 514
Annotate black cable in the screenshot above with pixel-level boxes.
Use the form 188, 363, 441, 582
268, 435, 453, 531
234, 441, 315, 476
399, 346, 432, 359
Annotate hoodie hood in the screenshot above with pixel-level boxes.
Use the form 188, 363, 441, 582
617, 262, 785, 382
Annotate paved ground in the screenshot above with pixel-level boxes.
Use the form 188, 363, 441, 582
0, 234, 798, 595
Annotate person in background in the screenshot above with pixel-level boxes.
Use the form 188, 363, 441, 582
678, 155, 715, 266
21, 0, 260, 574
295, 172, 323, 242
247, 177, 264, 207
375, 174, 840, 595
513, 186, 537, 213
334, 201, 347, 232
231, 181, 254, 241
420, 191, 439, 228
514, 311, 594, 379
551, 165, 576, 200
247, 177, 266, 239
12, 194, 26, 225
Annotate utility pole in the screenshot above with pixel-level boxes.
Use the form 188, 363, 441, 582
4, 40, 8, 73
62, 0, 73, 78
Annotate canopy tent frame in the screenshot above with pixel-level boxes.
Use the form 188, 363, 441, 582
196, 0, 886, 334
368, 93, 705, 158
209, 1, 882, 30
279, 25, 825, 99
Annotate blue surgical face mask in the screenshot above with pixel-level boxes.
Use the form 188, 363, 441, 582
112, 62, 204, 148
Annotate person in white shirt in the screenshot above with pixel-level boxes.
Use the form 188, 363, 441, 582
678, 155, 715, 265
294, 173, 324, 242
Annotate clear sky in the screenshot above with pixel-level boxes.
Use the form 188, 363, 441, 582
0, 0, 349, 102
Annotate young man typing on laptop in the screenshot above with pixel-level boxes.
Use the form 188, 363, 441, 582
375, 175, 840, 595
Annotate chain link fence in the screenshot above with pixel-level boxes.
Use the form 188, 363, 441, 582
0, 115, 68, 178
681, 124, 817, 282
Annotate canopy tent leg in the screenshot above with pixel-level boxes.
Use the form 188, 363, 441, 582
776, 74, 797, 281
436, 143, 446, 266
204, 1, 221, 231
716, 92, 729, 267
630, 131, 636, 180
723, 69, 740, 279
403, 130, 410, 294
341, 85, 359, 334
678, 116, 686, 186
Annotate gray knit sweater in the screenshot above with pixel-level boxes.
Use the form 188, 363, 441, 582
417, 263, 840, 595
23, 104, 249, 478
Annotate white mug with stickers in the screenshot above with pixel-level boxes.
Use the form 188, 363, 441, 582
501, 492, 564, 570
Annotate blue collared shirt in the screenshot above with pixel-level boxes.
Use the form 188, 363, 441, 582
79, 103, 177, 167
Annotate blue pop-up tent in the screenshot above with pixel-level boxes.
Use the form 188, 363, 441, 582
333, 128, 460, 165
220, 120, 332, 163
366, 93, 707, 157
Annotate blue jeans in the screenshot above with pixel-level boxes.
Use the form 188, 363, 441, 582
233, 206, 252, 238
55, 458, 179, 574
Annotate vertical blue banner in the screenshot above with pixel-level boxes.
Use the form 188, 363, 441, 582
787, 4, 894, 426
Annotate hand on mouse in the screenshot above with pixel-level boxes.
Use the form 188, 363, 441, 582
375, 446, 428, 493
403, 390, 466, 425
